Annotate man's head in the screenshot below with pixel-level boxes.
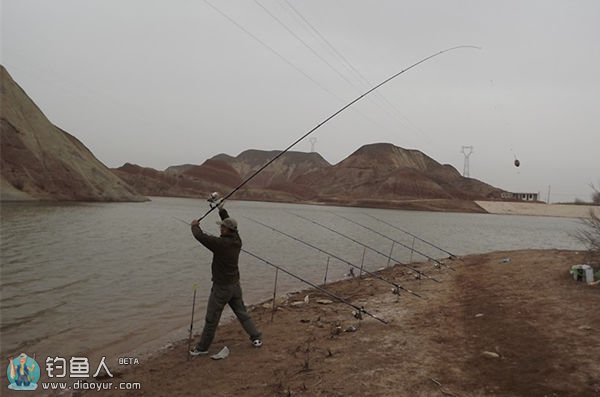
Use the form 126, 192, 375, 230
217, 218, 238, 236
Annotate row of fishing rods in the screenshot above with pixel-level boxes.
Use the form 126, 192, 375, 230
174, 211, 457, 325
174, 215, 387, 323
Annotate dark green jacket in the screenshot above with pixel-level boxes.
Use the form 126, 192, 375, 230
191, 209, 241, 285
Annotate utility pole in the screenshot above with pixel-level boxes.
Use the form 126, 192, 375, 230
309, 137, 317, 153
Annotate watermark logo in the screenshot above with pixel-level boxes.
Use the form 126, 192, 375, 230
6, 353, 141, 392
6, 353, 41, 391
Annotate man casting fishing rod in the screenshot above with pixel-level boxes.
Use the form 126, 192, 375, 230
189, 199, 262, 356
183, 45, 478, 355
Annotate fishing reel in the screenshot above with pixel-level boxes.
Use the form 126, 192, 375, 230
207, 192, 223, 209
352, 306, 365, 320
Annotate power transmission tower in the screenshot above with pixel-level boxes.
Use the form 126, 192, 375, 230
461, 146, 474, 177
309, 137, 317, 152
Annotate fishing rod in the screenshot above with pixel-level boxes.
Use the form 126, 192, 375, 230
242, 248, 388, 324
187, 285, 197, 361
290, 212, 440, 283
196, 45, 480, 221
364, 213, 458, 259
332, 213, 454, 271
244, 216, 422, 299
171, 216, 388, 324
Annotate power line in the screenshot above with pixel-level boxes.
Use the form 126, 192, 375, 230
253, 0, 358, 89
282, 0, 435, 143
203, 0, 400, 136
255, 0, 415, 135
283, 0, 358, 79
203, 0, 341, 102
280, 0, 399, 116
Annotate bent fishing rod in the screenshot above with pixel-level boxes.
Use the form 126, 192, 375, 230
332, 213, 454, 271
290, 212, 440, 283
172, 216, 388, 324
244, 216, 422, 299
364, 213, 457, 259
196, 45, 480, 221
242, 249, 388, 324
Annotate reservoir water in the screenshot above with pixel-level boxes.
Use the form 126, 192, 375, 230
0, 197, 586, 362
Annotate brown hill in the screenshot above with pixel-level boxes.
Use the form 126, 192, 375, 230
211, 149, 331, 190
112, 143, 504, 213
114, 159, 260, 199
0, 65, 146, 202
164, 164, 196, 175
181, 159, 242, 188
297, 143, 503, 203
112, 162, 223, 198
114, 150, 328, 202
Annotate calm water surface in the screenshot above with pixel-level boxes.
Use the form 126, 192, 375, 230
0, 197, 585, 361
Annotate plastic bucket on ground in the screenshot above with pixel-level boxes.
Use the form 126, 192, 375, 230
570, 264, 595, 283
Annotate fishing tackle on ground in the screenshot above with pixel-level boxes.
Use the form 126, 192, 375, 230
242, 249, 389, 324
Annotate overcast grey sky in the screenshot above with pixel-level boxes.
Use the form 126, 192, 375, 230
2, 0, 599, 202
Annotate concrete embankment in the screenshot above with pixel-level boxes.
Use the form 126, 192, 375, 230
476, 201, 600, 218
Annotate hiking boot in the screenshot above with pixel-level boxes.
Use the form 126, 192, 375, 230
252, 339, 263, 348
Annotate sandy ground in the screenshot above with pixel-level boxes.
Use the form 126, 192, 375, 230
476, 201, 600, 218
70, 249, 600, 397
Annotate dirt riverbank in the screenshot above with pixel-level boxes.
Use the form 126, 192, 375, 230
79, 249, 599, 397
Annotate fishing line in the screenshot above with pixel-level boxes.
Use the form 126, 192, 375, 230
289, 212, 440, 283
363, 213, 458, 259
244, 216, 422, 298
332, 213, 454, 271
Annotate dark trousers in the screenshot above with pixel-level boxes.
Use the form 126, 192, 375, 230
196, 282, 261, 351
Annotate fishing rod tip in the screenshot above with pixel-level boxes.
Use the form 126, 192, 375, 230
460, 45, 483, 50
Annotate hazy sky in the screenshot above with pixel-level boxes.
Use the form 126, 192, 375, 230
2, 1, 599, 202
